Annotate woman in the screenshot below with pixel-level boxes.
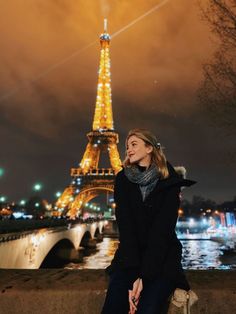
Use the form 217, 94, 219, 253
102, 128, 196, 314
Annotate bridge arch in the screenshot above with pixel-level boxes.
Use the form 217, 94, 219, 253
40, 239, 75, 268
80, 231, 92, 247
94, 228, 100, 237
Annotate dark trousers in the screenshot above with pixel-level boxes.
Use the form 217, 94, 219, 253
101, 269, 175, 314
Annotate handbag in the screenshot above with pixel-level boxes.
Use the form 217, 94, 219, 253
171, 288, 198, 314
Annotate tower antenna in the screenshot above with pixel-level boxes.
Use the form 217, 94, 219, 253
104, 18, 108, 32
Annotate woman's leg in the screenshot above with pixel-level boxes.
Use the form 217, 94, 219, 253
101, 269, 133, 314
136, 278, 175, 314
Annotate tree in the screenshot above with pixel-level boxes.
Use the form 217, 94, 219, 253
198, 0, 236, 134
25, 196, 47, 218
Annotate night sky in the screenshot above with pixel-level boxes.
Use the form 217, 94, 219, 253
0, 0, 235, 204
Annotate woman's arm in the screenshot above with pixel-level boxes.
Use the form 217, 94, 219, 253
140, 185, 180, 280
114, 171, 140, 268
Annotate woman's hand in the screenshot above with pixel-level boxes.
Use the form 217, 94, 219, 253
128, 278, 143, 314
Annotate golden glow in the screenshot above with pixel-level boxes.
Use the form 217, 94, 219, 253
108, 142, 122, 173
56, 22, 122, 218
56, 186, 74, 209
80, 142, 101, 173
67, 189, 98, 218
93, 35, 113, 131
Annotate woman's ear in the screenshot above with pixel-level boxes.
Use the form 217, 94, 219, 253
146, 145, 153, 154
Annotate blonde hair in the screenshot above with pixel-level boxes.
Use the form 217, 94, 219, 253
123, 128, 169, 179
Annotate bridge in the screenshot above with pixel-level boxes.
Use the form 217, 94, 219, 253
0, 220, 106, 269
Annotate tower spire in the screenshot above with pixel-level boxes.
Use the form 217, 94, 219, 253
92, 19, 113, 131
104, 18, 107, 33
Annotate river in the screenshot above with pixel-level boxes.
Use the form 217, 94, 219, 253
65, 237, 236, 270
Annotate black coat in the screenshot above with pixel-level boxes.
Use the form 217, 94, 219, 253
107, 162, 196, 290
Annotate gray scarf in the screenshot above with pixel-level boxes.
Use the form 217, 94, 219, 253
124, 163, 160, 201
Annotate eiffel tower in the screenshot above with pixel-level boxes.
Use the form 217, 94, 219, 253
56, 20, 122, 218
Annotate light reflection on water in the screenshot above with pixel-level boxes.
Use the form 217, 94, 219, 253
65, 238, 236, 270
182, 240, 229, 270
65, 238, 118, 270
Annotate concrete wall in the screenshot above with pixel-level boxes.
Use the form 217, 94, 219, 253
0, 269, 235, 314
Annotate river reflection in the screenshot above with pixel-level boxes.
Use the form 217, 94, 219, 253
65, 237, 236, 270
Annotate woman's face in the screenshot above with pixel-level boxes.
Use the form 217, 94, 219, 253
126, 135, 153, 166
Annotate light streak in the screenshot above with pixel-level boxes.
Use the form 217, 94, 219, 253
0, 0, 170, 103
0, 40, 97, 103
111, 0, 170, 39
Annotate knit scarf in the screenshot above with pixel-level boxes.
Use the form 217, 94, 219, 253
124, 163, 160, 201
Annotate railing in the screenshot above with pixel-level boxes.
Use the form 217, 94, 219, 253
71, 168, 115, 177
0, 218, 105, 240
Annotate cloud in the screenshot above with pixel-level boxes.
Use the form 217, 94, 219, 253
0, 0, 216, 140
1, 0, 235, 202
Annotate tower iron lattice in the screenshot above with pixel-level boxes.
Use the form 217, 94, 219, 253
56, 20, 122, 218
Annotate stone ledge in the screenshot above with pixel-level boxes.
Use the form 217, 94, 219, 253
0, 270, 235, 314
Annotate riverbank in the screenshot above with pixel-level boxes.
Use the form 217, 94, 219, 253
0, 269, 235, 314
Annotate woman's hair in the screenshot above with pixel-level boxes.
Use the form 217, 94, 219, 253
123, 128, 169, 179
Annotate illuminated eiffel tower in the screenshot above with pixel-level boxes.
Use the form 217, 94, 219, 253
56, 20, 122, 218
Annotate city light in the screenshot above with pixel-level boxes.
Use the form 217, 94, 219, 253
189, 218, 195, 226
33, 183, 42, 191
55, 192, 61, 198
0, 196, 6, 202
20, 200, 26, 205
13, 212, 24, 219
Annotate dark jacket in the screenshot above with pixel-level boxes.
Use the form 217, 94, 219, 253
107, 162, 196, 290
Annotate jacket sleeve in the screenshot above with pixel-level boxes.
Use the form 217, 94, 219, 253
140, 185, 180, 280
114, 172, 140, 268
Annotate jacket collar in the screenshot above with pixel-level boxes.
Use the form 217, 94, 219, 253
152, 161, 196, 193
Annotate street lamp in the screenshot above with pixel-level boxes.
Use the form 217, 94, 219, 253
33, 183, 42, 191
0, 196, 6, 202
55, 192, 61, 198
20, 200, 26, 205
